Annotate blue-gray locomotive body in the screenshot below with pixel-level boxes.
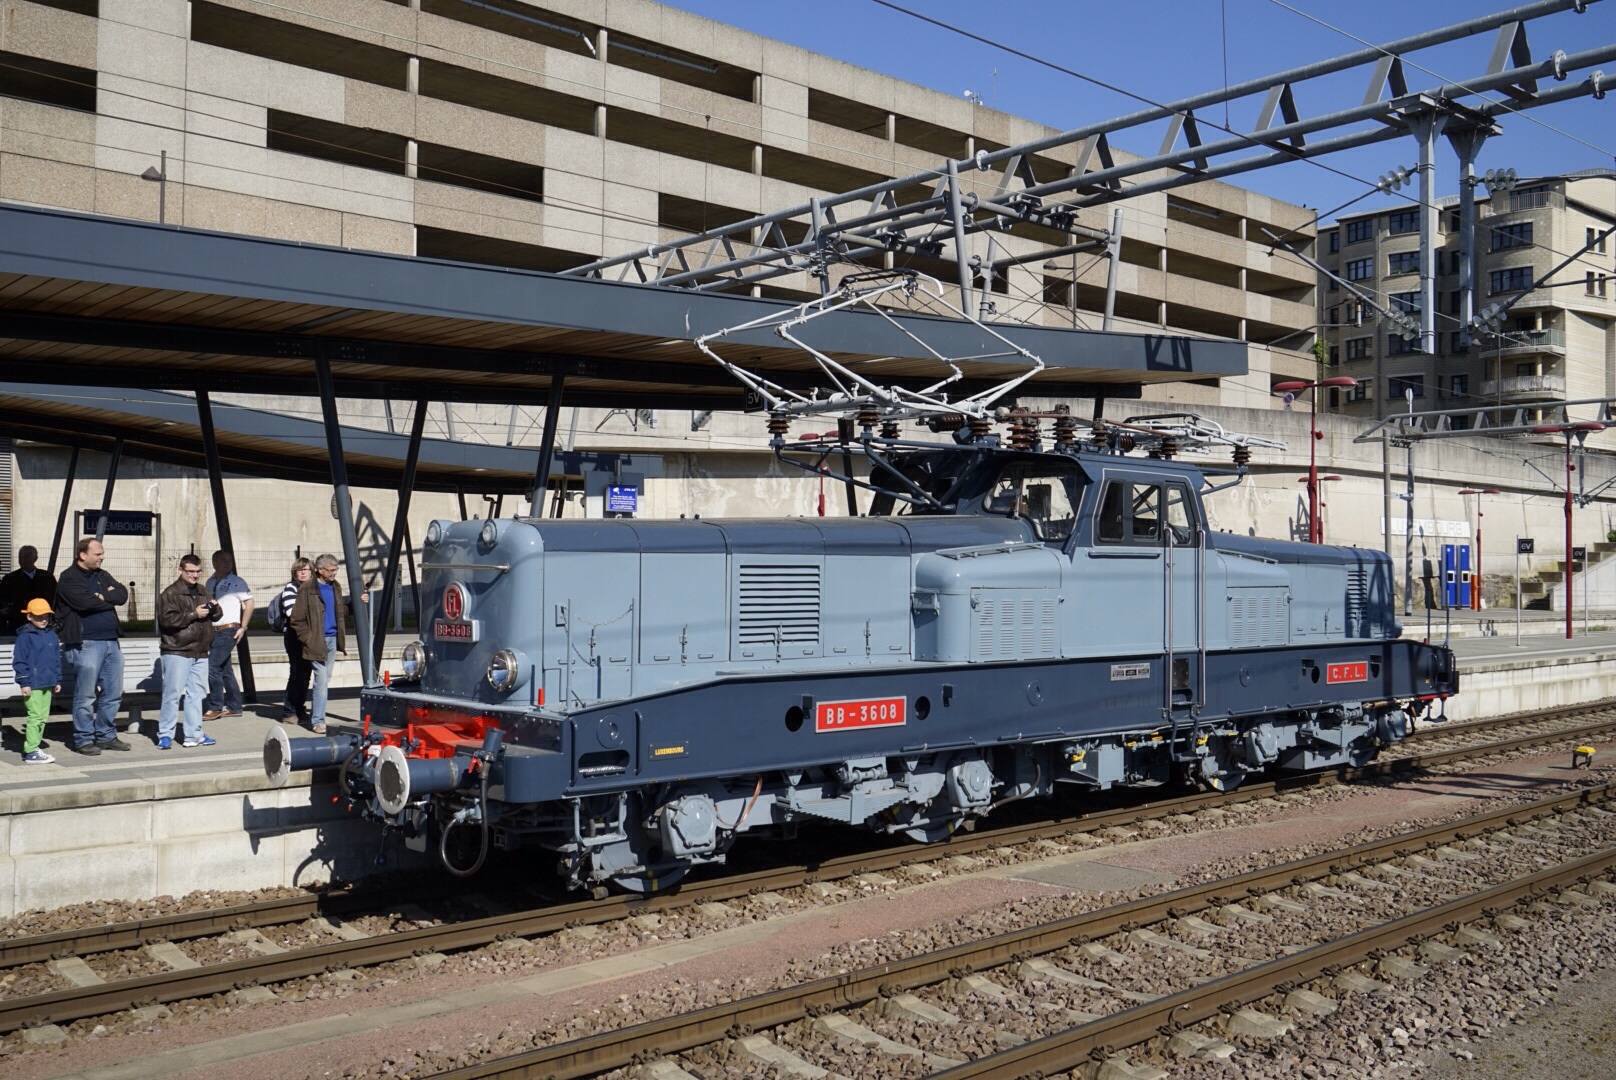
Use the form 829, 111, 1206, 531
267, 443, 1457, 891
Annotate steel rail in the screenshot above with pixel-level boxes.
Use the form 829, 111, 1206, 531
2, 700, 1610, 1020
423, 781, 1616, 1079
935, 846, 1616, 1078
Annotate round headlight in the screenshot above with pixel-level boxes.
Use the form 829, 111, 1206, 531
479, 519, 499, 548
425, 520, 444, 547
401, 640, 427, 681
486, 648, 521, 693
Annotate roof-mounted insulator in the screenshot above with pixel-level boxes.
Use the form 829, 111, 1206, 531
968, 415, 993, 441
767, 414, 792, 437
1053, 414, 1078, 450
1007, 414, 1040, 451
926, 413, 969, 433
1232, 444, 1252, 466
880, 419, 901, 439
856, 407, 880, 431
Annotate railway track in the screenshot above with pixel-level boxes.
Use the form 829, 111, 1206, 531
425, 781, 1616, 1080
3, 700, 1613, 1038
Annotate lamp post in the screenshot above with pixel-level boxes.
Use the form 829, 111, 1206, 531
1297, 475, 1343, 543
1274, 377, 1358, 543
1530, 422, 1605, 639
1457, 488, 1501, 610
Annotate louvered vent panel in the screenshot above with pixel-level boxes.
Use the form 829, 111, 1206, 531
736, 564, 821, 647
0, 440, 11, 575
972, 594, 1058, 661
1229, 588, 1289, 649
1345, 568, 1369, 637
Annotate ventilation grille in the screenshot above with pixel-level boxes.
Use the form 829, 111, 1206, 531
1345, 567, 1369, 637
1229, 588, 1289, 648
972, 592, 1058, 661
736, 563, 821, 648
0, 440, 12, 576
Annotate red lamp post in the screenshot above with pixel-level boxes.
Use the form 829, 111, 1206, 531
1457, 488, 1501, 611
1530, 422, 1605, 639
1297, 474, 1343, 543
1274, 377, 1358, 543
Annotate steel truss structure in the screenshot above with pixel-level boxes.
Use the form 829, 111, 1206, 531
566, 0, 1611, 362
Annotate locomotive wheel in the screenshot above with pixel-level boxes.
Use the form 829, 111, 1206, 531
588, 810, 689, 894
898, 812, 967, 845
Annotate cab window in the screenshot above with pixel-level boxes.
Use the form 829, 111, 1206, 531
1096, 481, 1174, 545
1165, 484, 1198, 545
985, 463, 1079, 542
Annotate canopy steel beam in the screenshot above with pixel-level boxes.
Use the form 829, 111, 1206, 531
567, 0, 1608, 293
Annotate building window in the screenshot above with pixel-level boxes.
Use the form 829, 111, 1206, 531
1388, 334, 1417, 356
1511, 184, 1552, 211
1590, 271, 1599, 295
1444, 208, 1461, 233
1328, 305, 1339, 326
1450, 331, 1469, 355
1492, 221, 1533, 250
1387, 251, 1420, 276
1446, 290, 1462, 315
1346, 336, 1372, 360
1328, 230, 1340, 253
1389, 291, 1421, 314
1328, 344, 1340, 366
1388, 209, 1419, 235
1348, 381, 1368, 402
1328, 278, 1339, 292
1601, 274, 1609, 298
1388, 375, 1425, 400
1490, 266, 1533, 293
1515, 362, 1536, 377
1345, 258, 1374, 281
1346, 219, 1374, 244
1450, 373, 1469, 399
1590, 227, 1609, 254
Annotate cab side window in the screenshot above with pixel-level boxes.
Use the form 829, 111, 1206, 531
1096, 481, 1165, 545
987, 464, 1079, 543
1165, 484, 1198, 545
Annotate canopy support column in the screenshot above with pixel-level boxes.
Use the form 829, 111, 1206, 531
374, 399, 427, 668
314, 357, 377, 688
197, 390, 256, 702
46, 441, 80, 574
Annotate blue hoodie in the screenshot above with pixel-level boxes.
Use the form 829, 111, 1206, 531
13, 622, 62, 690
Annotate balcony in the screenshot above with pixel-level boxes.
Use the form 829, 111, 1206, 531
1481, 329, 1567, 358
1480, 373, 1566, 404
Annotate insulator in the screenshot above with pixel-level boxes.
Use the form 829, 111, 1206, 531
968, 416, 993, 440
856, 408, 880, 431
766, 414, 791, 437
926, 413, 969, 433
1232, 445, 1251, 466
1007, 417, 1038, 452
1052, 416, 1079, 449
1090, 426, 1109, 450
880, 420, 901, 439
1158, 438, 1179, 460
1116, 434, 1136, 453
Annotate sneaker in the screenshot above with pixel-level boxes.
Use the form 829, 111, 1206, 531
181, 735, 217, 748
23, 749, 54, 764
310, 723, 327, 735
157, 736, 172, 750
202, 710, 224, 720
76, 743, 102, 756
98, 737, 132, 752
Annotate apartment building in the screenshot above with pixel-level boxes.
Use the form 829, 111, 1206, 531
0, 0, 1317, 401
1318, 170, 1616, 427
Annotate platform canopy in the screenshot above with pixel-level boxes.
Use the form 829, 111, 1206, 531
0, 204, 1245, 412
0, 385, 544, 494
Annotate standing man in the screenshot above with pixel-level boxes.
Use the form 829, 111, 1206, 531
156, 553, 219, 750
203, 550, 252, 719
55, 537, 130, 756
290, 553, 352, 736
0, 546, 58, 635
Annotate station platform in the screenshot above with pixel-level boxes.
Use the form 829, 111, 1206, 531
1, 621, 1613, 915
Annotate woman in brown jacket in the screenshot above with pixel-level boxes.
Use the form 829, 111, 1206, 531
289, 553, 347, 735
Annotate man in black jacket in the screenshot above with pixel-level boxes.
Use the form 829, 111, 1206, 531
55, 537, 131, 755
0, 546, 57, 635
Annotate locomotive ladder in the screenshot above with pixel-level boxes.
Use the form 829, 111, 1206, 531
1163, 524, 1208, 762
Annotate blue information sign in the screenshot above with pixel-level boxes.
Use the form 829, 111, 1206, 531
82, 510, 155, 536
605, 485, 638, 515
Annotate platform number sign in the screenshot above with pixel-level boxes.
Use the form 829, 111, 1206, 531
1517, 538, 1535, 554
1573, 546, 1587, 562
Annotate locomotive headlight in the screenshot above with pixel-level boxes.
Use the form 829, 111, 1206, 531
479, 519, 499, 548
486, 648, 522, 693
400, 640, 428, 681
425, 520, 445, 547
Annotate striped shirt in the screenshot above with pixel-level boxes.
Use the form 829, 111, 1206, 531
275, 580, 300, 633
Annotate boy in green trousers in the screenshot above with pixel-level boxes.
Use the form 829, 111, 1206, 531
14, 597, 62, 764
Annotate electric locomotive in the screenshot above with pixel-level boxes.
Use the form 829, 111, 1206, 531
266, 417, 1458, 893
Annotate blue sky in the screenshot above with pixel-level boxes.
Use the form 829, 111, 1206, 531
662, 0, 1615, 224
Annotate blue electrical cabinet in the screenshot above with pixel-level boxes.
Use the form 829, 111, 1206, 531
1443, 543, 1473, 608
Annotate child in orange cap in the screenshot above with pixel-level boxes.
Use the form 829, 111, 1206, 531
14, 597, 62, 764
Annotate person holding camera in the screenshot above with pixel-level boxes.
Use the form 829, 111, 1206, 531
156, 553, 221, 750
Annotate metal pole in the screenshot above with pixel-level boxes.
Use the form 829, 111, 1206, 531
95, 437, 124, 544
1473, 501, 1483, 611
837, 416, 859, 516
1516, 542, 1522, 646
196, 391, 256, 703
1306, 390, 1320, 543
1101, 208, 1123, 331
532, 375, 566, 514
945, 159, 973, 311
1412, 115, 1445, 356
1565, 436, 1574, 640
313, 357, 377, 688
47, 441, 80, 574
1382, 435, 1393, 564
158, 150, 166, 226
1403, 439, 1415, 618
1448, 128, 1488, 347
374, 399, 427, 668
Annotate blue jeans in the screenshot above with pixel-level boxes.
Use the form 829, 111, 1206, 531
310, 634, 337, 724
159, 653, 209, 744
66, 640, 123, 749
206, 630, 242, 713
